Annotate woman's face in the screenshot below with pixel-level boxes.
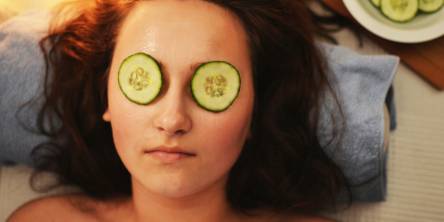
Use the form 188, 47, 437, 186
103, 0, 254, 198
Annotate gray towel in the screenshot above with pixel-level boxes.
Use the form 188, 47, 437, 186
0, 11, 51, 165
0, 11, 398, 201
318, 42, 399, 201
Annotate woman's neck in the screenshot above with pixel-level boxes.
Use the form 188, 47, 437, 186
128, 176, 243, 222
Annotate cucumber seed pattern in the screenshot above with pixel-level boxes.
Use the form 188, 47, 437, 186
205, 74, 227, 97
129, 67, 152, 91
391, 0, 409, 10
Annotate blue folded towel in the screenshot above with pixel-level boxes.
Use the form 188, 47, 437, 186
0, 11, 399, 201
318, 43, 399, 201
0, 11, 51, 165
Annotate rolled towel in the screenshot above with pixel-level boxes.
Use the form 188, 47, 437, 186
318, 42, 398, 201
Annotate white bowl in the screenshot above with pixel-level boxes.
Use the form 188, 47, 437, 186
343, 0, 444, 43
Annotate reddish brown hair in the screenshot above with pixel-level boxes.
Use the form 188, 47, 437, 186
33, 0, 350, 216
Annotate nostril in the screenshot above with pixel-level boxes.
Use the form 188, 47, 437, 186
175, 129, 186, 135
156, 126, 187, 136
154, 113, 192, 136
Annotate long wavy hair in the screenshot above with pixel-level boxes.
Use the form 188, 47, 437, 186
33, 0, 350, 216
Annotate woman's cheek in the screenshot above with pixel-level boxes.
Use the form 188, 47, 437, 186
204, 111, 251, 155
110, 111, 145, 156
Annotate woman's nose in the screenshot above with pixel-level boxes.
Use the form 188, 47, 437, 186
153, 92, 192, 136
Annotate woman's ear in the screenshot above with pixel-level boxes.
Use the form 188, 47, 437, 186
103, 108, 111, 122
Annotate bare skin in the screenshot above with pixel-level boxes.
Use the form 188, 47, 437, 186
7, 193, 335, 222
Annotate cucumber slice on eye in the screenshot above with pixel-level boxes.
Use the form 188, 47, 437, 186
118, 52, 163, 105
419, 0, 443, 13
380, 0, 418, 22
190, 61, 241, 113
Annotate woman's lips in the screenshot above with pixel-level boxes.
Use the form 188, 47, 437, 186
145, 150, 195, 163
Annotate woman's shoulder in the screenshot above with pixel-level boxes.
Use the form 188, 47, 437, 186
7, 193, 103, 222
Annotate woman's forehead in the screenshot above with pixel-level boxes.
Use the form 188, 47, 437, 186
110, 0, 251, 83
114, 0, 249, 60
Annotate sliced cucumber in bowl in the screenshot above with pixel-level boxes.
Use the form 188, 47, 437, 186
370, 0, 443, 23
419, 0, 444, 13
371, 0, 381, 7
380, 0, 418, 23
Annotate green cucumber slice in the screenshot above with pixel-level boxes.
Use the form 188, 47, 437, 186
371, 0, 381, 7
191, 61, 241, 112
118, 52, 163, 105
381, 0, 418, 22
419, 0, 443, 13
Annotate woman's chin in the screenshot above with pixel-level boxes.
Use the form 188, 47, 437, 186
134, 177, 206, 199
